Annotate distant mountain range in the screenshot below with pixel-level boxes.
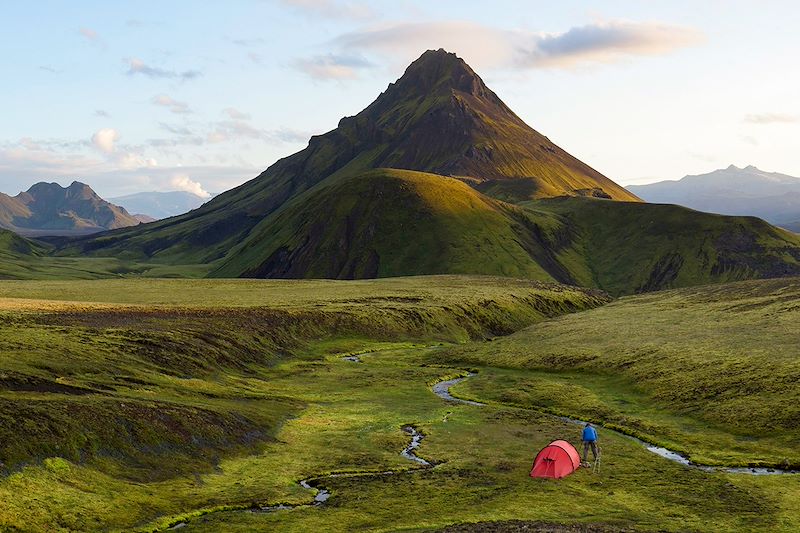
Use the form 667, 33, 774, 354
627, 165, 800, 233
108, 191, 213, 221
0, 181, 140, 237
52, 49, 800, 294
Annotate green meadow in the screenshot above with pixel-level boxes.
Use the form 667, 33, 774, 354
0, 276, 797, 532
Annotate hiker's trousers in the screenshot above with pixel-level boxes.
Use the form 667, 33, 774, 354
583, 440, 598, 461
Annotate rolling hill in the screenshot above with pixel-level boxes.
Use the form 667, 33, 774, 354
524, 197, 800, 295
209, 170, 800, 294
211, 168, 563, 280
628, 165, 800, 232
0, 181, 140, 236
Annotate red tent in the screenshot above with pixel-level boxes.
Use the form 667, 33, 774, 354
529, 440, 581, 479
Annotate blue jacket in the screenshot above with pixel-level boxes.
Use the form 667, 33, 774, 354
582, 426, 598, 442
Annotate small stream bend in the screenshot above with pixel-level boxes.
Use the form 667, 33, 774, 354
432, 372, 799, 476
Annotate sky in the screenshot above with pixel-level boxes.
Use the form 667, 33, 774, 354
2, 0, 800, 198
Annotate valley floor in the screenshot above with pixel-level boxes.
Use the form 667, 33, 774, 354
0, 277, 797, 532
165, 346, 800, 533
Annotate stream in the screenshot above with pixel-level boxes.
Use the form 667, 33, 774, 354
433, 373, 798, 476
166, 426, 430, 530
165, 360, 796, 530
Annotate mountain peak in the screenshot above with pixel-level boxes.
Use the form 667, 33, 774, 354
2, 181, 139, 234
26, 181, 62, 194
392, 49, 489, 98
319, 49, 637, 203
411, 48, 468, 72
724, 164, 760, 173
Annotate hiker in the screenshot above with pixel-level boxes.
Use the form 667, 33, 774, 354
581, 423, 599, 463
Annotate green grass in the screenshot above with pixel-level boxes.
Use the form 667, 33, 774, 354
434, 277, 800, 468
524, 197, 800, 295
0, 275, 606, 312
0, 228, 214, 280
0, 277, 611, 531
13, 190, 797, 299
146, 346, 800, 533
0, 277, 799, 532
210, 169, 569, 280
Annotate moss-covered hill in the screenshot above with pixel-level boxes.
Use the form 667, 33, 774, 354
210, 169, 565, 280
525, 197, 800, 294
8, 181, 800, 294
206, 170, 800, 293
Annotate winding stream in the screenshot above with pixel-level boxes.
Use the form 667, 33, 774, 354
433, 373, 798, 476
165, 358, 796, 530
166, 426, 430, 530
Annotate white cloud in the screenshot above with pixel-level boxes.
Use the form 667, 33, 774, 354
158, 123, 194, 136
79, 28, 99, 41
744, 113, 799, 125
0, 136, 260, 197
92, 128, 120, 153
322, 19, 702, 73
0, 146, 100, 178
293, 53, 373, 80
224, 107, 251, 120
152, 94, 191, 114
114, 152, 158, 170
524, 21, 705, 68
205, 120, 310, 144
126, 58, 202, 80
227, 37, 266, 47
331, 22, 511, 71
169, 173, 211, 198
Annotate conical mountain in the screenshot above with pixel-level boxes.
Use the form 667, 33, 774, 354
68, 50, 635, 261
330, 49, 638, 201
63, 49, 800, 293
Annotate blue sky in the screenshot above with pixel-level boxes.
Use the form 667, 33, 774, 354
2, 0, 799, 197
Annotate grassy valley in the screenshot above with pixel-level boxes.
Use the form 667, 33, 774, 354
0, 276, 607, 531
0, 277, 798, 531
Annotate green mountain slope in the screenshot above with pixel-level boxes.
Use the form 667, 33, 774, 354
211, 168, 564, 280
0, 228, 42, 256
525, 197, 800, 294
209, 169, 800, 294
